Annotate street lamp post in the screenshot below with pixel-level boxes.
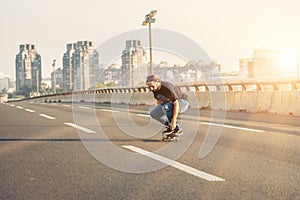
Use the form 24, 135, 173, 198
36, 69, 39, 94
52, 59, 56, 94
142, 10, 157, 75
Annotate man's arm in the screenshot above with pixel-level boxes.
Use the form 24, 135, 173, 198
170, 99, 179, 130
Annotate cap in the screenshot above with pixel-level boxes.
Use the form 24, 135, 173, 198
146, 75, 161, 83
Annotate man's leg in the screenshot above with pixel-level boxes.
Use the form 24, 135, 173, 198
172, 99, 189, 135
179, 99, 189, 113
161, 102, 182, 135
149, 104, 169, 125
162, 102, 173, 124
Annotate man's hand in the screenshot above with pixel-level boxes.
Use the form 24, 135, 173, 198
170, 119, 177, 131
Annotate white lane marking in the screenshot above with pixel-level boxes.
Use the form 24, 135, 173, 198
79, 106, 91, 110
64, 122, 96, 134
39, 114, 56, 120
16, 106, 24, 109
62, 104, 71, 107
122, 145, 225, 182
201, 122, 265, 133
25, 109, 35, 113
100, 109, 120, 113
137, 114, 150, 117
10, 104, 15, 107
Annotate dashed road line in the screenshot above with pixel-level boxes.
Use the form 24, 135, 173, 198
79, 106, 91, 110
39, 114, 56, 120
64, 122, 96, 134
137, 114, 150, 117
122, 145, 225, 182
25, 109, 35, 113
201, 122, 265, 133
16, 106, 23, 109
100, 109, 120, 113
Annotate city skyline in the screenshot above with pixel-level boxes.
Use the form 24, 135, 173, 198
1, 0, 300, 78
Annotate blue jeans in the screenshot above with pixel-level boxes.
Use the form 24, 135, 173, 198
150, 99, 189, 129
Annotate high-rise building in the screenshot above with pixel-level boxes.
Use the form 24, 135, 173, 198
63, 41, 99, 91
51, 68, 63, 93
15, 44, 42, 95
121, 40, 147, 86
63, 43, 76, 91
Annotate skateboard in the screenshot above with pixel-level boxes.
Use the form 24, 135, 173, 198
161, 132, 181, 142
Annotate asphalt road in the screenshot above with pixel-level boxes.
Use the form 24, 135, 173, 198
0, 101, 299, 200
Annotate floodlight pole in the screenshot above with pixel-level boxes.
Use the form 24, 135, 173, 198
148, 22, 153, 74
142, 10, 157, 75
52, 59, 56, 94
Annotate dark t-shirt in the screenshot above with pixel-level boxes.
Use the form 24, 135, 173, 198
152, 81, 182, 103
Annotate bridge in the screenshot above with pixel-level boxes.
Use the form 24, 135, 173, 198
1, 79, 299, 199
18, 78, 300, 116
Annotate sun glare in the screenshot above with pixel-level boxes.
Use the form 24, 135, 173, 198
279, 52, 298, 76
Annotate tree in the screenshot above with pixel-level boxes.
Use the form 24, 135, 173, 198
40, 82, 51, 94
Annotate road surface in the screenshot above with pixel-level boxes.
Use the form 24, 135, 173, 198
0, 101, 299, 199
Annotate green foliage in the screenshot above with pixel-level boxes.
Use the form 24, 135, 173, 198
95, 82, 116, 89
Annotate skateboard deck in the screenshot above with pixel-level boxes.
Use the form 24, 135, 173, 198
161, 132, 181, 142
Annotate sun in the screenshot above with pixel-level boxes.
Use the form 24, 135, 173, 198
279, 52, 298, 76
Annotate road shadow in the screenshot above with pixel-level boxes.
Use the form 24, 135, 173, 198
0, 138, 162, 143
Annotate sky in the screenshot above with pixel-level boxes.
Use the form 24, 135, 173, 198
1, 0, 300, 79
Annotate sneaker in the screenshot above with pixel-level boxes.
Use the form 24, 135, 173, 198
173, 128, 183, 136
162, 127, 173, 136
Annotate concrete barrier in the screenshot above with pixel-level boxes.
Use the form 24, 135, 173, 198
0, 93, 8, 103
269, 91, 300, 116
15, 79, 300, 116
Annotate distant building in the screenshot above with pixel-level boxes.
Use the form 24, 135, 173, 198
63, 43, 76, 91
239, 58, 251, 79
121, 40, 147, 86
152, 60, 220, 84
15, 44, 42, 94
0, 73, 10, 92
51, 68, 63, 92
104, 63, 121, 85
63, 41, 99, 91
8, 79, 15, 93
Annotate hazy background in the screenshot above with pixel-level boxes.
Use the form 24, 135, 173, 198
1, 0, 300, 78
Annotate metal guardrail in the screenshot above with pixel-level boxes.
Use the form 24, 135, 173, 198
82, 78, 300, 94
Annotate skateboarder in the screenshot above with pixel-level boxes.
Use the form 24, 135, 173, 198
146, 75, 189, 136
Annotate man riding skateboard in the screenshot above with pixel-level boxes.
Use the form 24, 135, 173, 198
146, 75, 189, 138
